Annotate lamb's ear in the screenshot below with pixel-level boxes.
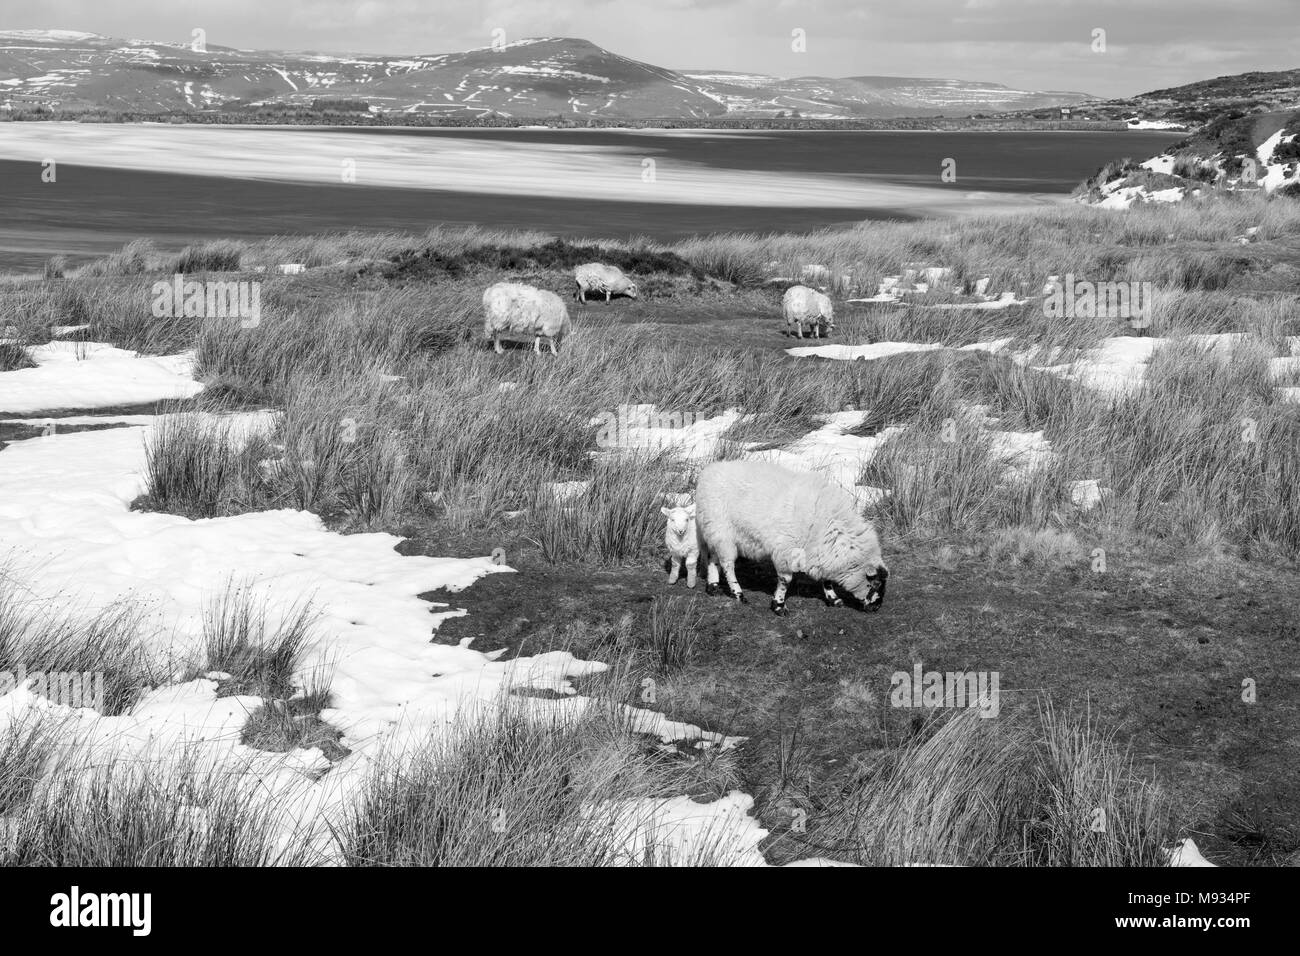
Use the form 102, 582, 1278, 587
660, 507, 671, 517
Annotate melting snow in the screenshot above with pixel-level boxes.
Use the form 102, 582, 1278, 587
787, 333, 1299, 398
0, 341, 758, 864
0, 342, 203, 415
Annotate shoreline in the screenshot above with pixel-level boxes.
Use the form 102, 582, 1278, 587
0, 122, 1063, 211
3, 116, 1177, 135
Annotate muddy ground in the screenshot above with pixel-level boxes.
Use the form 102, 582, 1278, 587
407, 516, 1300, 867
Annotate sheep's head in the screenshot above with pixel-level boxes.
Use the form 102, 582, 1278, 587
660, 503, 695, 537
839, 563, 888, 610
625, 282, 639, 299
823, 525, 887, 610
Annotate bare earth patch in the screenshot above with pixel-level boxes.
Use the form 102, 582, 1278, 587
408, 520, 1300, 867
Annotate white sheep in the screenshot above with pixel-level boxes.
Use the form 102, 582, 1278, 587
782, 285, 835, 339
574, 263, 638, 302
695, 460, 888, 615
482, 282, 572, 355
661, 503, 699, 587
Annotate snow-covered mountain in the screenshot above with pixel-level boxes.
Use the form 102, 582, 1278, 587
0, 30, 1092, 118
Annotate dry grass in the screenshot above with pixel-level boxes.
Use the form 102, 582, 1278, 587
195, 582, 321, 700
0, 576, 159, 715
5, 751, 321, 866
342, 695, 746, 867
130, 193, 1300, 561
800, 703, 1174, 866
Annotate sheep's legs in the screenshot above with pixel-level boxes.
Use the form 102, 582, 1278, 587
822, 580, 844, 607
605, 291, 611, 302
771, 571, 793, 614
533, 336, 542, 354
685, 553, 698, 589
548, 337, 558, 355
722, 560, 746, 603
493, 334, 504, 355
705, 559, 720, 594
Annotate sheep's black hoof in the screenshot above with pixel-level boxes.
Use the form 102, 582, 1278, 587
705, 583, 719, 596
770, 600, 787, 615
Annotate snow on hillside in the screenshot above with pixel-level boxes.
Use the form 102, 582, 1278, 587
1080, 112, 1300, 209
1125, 117, 1191, 131
0, 29, 104, 41
0, 30, 1090, 119
789, 332, 1300, 406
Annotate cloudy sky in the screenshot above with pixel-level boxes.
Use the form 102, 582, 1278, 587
6, 0, 1297, 97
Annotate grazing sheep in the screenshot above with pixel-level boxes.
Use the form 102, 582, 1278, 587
782, 285, 835, 339
574, 263, 639, 302
695, 460, 888, 615
661, 503, 699, 587
482, 282, 572, 355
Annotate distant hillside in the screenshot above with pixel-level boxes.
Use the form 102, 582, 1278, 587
678, 70, 1091, 117
1036, 67, 1300, 132
1076, 109, 1300, 209
0, 29, 1091, 119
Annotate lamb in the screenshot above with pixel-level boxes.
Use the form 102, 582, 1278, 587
661, 503, 699, 588
694, 460, 888, 615
482, 282, 572, 355
782, 285, 835, 339
574, 263, 638, 302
